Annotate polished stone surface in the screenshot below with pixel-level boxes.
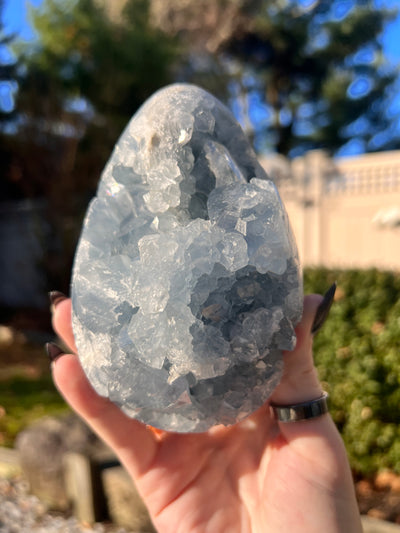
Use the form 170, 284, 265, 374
72, 84, 303, 432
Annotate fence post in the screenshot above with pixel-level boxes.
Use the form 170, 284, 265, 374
292, 150, 328, 266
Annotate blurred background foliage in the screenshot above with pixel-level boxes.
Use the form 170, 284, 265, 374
1, 0, 178, 291
155, 0, 399, 155
304, 268, 400, 475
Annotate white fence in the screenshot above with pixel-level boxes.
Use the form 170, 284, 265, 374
261, 150, 400, 271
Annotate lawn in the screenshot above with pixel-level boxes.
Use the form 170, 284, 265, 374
0, 327, 70, 446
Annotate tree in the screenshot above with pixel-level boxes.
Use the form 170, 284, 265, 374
4, 0, 177, 288
0, 0, 18, 122
0, 0, 27, 201
149, 0, 400, 156
13, 0, 177, 198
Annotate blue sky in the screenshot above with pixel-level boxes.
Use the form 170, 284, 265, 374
380, 2, 400, 64
2, 0, 400, 156
3, 0, 42, 40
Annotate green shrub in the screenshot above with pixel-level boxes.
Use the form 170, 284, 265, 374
304, 268, 400, 475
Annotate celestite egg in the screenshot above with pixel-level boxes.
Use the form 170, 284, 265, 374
71, 84, 303, 432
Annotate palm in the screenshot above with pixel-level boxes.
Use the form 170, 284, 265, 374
136, 412, 276, 532
133, 410, 343, 533
51, 296, 362, 533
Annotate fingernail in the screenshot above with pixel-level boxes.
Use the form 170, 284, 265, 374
311, 282, 337, 335
45, 342, 65, 363
49, 291, 67, 313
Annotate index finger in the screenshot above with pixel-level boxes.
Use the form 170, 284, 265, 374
52, 297, 77, 353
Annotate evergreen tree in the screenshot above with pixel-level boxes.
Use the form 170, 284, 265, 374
13, 0, 177, 199
0, 0, 23, 201
4, 0, 177, 288
150, 0, 399, 156
0, 0, 17, 122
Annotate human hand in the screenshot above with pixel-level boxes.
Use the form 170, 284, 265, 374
49, 293, 362, 533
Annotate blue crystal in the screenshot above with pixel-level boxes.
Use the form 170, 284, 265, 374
71, 84, 303, 432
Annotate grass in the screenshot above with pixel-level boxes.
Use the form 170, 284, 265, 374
0, 340, 70, 447
0, 374, 70, 446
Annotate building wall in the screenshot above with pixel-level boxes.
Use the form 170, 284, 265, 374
262, 150, 400, 271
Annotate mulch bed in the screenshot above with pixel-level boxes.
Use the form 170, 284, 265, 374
356, 472, 400, 524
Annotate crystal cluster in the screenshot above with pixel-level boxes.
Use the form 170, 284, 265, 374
71, 84, 303, 432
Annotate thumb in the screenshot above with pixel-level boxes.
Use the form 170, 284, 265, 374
270, 293, 324, 406
269, 292, 346, 454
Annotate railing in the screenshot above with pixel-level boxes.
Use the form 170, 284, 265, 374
261, 150, 400, 270
328, 152, 400, 195
262, 150, 400, 196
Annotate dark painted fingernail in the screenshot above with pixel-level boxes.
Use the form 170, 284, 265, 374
49, 291, 67, 312
45, 342, 65, 363
311, 282, 337, 335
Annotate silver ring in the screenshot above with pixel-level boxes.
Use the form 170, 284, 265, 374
270, 392, 329, 422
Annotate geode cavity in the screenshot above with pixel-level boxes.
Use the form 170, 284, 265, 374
71, 84, 303, 432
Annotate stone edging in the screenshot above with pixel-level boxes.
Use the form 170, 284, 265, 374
0, 447, 21, 477
362, 516, 400, 532
1, 446, 400, 532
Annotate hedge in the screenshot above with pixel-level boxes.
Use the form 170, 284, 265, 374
304, 268, 400, 475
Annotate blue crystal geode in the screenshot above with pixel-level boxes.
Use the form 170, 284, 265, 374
71, 84, 303, 432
